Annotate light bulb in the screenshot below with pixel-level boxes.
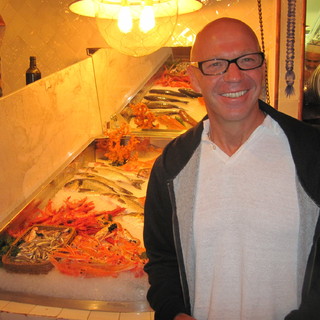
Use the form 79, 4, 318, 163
139, 5, 155, 33
117, 5, 133, 33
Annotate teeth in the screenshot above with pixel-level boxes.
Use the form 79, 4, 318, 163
222, 90, 247, 98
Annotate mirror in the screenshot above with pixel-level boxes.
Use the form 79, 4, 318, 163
302, 0, 320, 125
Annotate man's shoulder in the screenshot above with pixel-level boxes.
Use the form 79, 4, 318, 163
154, 120, 204, 177
260, 100, 320, 138
166, 120, 204, 155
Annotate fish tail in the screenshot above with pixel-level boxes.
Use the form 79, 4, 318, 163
119, 187, 133, 195
131, 180, 145, 190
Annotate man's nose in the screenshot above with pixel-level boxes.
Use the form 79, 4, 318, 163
223, 61, 243, 81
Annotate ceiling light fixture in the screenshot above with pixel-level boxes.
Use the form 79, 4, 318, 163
117, 0, 133, 33
69, 0, 96, 17
69, 0, 203, 56
69, 0, 203, 19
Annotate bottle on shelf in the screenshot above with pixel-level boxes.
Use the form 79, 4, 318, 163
26, 56, 41, 85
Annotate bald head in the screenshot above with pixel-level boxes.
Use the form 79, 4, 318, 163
190, 18, 261, 62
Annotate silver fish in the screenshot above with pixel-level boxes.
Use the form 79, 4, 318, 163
10, 227, 72, 264
64, 178, 117, 194
102, 193, 144, 214
76, 173, 133, 196
88, 165, 145, 190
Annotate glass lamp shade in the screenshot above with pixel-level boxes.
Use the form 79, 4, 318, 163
94, 0, 179, 57
69, 0, 96, 17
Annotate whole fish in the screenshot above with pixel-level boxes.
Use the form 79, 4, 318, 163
10, 227, 71, 264
88, 165, 145, 190
144, 95, 189, 104
76, 173, 133, 196
64, 178, 119, 194
149, 89, 188, 97
152, 109, 181, 116
178, 88, 203, 98
179, 110, 198, 126
103, 193, 144, 214
146, 101, 184, 110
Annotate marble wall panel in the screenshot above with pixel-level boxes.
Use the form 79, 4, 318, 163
92, 47, 172, 130
0, 57, 102, 221
0, 47, 173, 223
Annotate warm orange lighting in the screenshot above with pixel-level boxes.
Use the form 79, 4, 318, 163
69, 0, 203, 57
118, 4, 133, 33
69, 0, 96, 17
69, 0, 203, 18
139, 5, 155, 33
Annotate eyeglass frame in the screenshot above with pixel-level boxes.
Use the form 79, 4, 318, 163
190, 52, 265, 76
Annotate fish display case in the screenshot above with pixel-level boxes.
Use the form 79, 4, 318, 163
0, 135, 167, 312
0, 58, 207, 312
113, 59, 207, 135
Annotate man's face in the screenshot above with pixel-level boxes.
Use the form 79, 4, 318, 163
189, 24, 265, 124
305, 51, 320, 72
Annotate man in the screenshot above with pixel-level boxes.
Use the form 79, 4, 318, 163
304, 42, 320, 83
143, 18, 320, 320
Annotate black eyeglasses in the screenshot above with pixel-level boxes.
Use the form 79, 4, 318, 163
190, 52, 265, 76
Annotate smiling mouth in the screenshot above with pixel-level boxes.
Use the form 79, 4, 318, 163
221, 90, 248, 98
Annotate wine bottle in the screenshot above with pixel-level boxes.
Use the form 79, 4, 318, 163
26, 56, 41, 85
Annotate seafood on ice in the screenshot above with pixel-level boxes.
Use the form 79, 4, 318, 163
2, 134, 160, 278
3, 226, 74, 266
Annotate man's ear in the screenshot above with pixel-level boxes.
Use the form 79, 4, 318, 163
187, 65, 202, 94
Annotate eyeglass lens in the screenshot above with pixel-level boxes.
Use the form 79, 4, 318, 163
200, 53, 264, 75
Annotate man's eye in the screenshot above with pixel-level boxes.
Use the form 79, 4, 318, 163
241, 57, 255, 63
208, 61, 223, 68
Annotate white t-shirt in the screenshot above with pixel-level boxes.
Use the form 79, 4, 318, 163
193, 116, 300, 320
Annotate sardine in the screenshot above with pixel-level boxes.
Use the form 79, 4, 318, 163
9, 227, 72, 264
178, 88, 203, 98
144, 95, 189, 104
149, 89, 188, 97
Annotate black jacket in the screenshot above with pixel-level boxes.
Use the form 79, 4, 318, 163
144, 100, 320, 320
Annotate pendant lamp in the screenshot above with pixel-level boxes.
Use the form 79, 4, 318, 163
69, 0, 203, 57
